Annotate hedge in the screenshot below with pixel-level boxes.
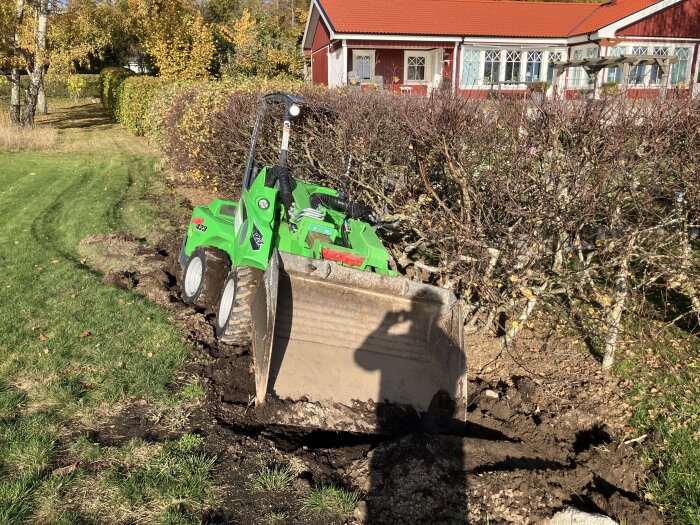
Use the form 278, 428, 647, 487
99, 69, 700, 362
0, 73, 101, 99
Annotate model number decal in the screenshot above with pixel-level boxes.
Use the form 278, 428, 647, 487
250, 223, 264, 251
195, 224, 208, 232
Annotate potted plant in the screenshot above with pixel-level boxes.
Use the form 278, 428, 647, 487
527, 81, 549, 102
601, 82, 619, 96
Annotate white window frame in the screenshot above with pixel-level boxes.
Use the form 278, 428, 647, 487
525, 51, 543, 83
568, 45, 598, 88
546, 50, 565, 87
404, 50, 430, 85
459, 46, 568, 88
352, 50, 375, 83
601, 42, 694, 88
504, 50, 522, 83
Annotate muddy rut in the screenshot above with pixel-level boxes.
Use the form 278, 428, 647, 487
81, 226, 665, 525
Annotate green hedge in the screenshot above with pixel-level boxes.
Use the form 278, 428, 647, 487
0, 74, 101, 98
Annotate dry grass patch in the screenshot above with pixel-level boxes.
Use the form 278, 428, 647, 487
0, 116, 58, 152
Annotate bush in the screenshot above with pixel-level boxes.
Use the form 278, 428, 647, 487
100, 70, 700, 362
0, 74, 101, 99
99, 67, 135, 119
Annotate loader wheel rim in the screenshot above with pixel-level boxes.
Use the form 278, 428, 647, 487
218, 277, 236, 328
184, 257, 203, 297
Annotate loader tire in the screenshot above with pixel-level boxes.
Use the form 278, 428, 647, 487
181, 247, 229, 309
215, 266, 261, 346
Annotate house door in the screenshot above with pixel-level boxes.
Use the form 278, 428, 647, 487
428, 49, 444, 93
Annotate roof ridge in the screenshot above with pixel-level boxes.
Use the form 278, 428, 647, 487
567, 1, 608, 35
567, 0, 664, 36
414, 0, 602, 5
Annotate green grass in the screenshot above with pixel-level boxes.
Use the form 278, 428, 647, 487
0, 103, 215, 523
302, 486, 359, 520
617, 325, 700, 525
249, 465, 294, 493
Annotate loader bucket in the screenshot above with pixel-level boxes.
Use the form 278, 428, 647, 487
251, 250, 467, 434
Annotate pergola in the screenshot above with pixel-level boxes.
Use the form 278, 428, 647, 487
551, 54, 680, 97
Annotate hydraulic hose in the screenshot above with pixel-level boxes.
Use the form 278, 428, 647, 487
310, 192, 374, 221
265, 164, 295, 215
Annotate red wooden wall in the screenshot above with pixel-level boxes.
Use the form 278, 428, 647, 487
311, 18, 330, 85
619, 0, 700, 37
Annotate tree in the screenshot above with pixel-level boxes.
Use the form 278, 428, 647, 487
17, 0, 49, 126
49, 0, 132, 74
214, 1, 305, 79
129, 0, 215, 79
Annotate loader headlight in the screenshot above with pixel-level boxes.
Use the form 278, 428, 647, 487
289, 104, 301, 117
258, 198, 270, 210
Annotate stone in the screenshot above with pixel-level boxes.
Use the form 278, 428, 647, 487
547, 507, 617, 525
483, 389, 500, 399
353, 501, 368, 522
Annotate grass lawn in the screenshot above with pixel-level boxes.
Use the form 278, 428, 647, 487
617, 323, 700, 525
0, 101, 216, 524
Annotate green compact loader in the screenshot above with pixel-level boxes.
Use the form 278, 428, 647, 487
179, 93, 466, 433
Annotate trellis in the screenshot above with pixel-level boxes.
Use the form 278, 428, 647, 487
552, 54, 680, 97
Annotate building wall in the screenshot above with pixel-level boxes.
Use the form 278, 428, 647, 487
311, 17, 330, 85
311, 17, 330, 52
619, 0, 700, 38
347, 45, 454, 95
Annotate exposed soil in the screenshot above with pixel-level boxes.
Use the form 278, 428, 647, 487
78, 189, 667, 525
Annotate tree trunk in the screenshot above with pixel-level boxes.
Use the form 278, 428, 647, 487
10, 69, 21, 124
21, 0, 49, 127
602, 235, 636, 371
37, 79, 48, 115
9, 0, 25, 125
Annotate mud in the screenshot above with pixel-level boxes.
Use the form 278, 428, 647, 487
79, 192, 666, 525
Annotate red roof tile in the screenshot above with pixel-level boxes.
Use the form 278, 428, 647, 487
569, 0, 662, 34
316, 0, 665, 38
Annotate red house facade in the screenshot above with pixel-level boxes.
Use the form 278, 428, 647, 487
301, 0, 700, 98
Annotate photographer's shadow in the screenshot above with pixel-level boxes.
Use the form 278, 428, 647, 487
354, 292, 468, 525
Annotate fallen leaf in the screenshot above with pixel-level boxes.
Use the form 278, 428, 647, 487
70, 294, 77, 299
39, 333, 48, 342
138, 399, 148, 406
80, 331, 91, 338
147, 352, 153, 358
52, 464, 77, 476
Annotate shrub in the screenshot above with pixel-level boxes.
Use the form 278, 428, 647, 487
99, 67, 134, 118
0, 74, 100, 99
100, 70, 700, 370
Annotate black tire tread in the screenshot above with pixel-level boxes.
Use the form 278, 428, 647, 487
182, 248, 229, 309
218, 266, 261, 346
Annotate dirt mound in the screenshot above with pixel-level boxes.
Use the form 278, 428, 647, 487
81, 231, 665, 525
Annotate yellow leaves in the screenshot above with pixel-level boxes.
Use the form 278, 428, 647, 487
596, 293, 612, 307
132, 0, 214, 80
519, 287, 536, 301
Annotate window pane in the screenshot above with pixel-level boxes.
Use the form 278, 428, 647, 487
525, 51, 542, 82
461, 49, 480, 85
407, 56, 426, 81
650, 47, 669, 84
570, 49, 584, 87
505, 51, 521, 82
356, 55, 371, 81
629, 46, 649, 85
547, 51, 563, 84
671, 47, 690, 85
483, 50, 500, 84
606, 46, 625, 83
